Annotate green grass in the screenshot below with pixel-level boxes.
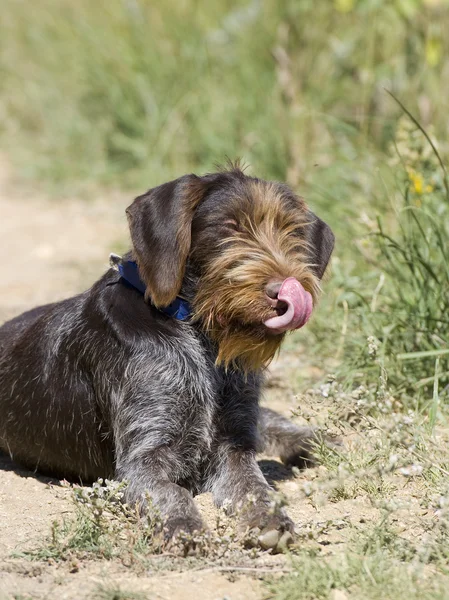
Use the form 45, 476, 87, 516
327, 114, 449, 405
267, 547, 449, 600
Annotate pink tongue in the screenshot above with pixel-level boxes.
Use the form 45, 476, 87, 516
263, 277, 313, 333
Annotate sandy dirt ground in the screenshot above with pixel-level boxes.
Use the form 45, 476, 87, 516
0, 158, 378, 600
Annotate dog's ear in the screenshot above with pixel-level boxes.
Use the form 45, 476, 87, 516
306, 211, 335, 279
126, 174, 205, 307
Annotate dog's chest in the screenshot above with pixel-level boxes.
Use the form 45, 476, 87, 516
131, 329, 219, 460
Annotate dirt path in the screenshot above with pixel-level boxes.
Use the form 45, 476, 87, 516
0, 159, 130, 322
0, 159, 366, 600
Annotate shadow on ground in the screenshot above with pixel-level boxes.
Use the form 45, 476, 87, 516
0, 451, 60, 486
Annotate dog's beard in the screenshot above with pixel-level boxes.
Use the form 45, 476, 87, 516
214, 328, 285, 372
195, 313, 285, 371
192, 273, 317, 372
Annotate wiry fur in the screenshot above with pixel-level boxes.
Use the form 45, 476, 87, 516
0, 167, 334, 546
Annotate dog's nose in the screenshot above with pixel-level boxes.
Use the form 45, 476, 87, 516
264, 277, 313, 334
265, 281, 289, 315
265, 281, 283, 300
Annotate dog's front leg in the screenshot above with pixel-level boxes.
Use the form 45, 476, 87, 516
115, 448, 204, 540
113, 395, 204, 541
210, 444, 294, 549
208, 374, 294, 550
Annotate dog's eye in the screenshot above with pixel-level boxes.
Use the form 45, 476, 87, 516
223, 219, 240, 232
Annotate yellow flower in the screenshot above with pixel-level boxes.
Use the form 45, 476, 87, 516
408, 170, 424, 195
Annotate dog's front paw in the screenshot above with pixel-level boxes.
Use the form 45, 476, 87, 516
164, 515, 205, 542
163, 515, 206, 556
244, 510, 295, 553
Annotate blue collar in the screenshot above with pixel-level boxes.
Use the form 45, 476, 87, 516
116, 259, 192, 321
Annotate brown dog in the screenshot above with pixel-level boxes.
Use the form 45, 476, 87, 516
0, 165, 334, 551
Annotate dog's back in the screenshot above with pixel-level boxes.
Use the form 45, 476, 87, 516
0, 303, 54, 345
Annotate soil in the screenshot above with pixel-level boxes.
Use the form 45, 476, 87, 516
0, 158, 377, 600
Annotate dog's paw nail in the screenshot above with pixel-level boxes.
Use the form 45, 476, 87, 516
277, 531, 293, 552
258, 529, 280, 550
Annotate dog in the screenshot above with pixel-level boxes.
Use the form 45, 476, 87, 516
0, 165, 334, 551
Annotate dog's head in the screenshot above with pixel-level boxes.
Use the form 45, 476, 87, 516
126, 165, 334, 370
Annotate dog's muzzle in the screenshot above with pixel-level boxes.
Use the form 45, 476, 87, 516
263, 277, 313, 334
